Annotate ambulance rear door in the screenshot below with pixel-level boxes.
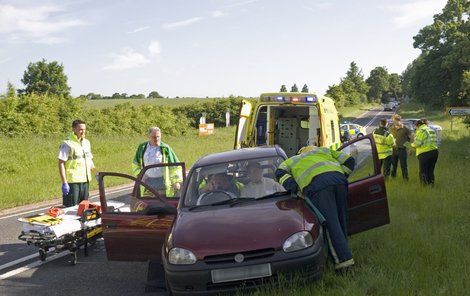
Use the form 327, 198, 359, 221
234, 100, 255, 149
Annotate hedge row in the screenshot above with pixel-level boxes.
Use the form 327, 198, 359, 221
0, 94, 244, 137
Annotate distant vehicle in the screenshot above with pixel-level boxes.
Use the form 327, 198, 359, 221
341, 122, 367, 139
402, 118, 442, 131
98, 139, 390, 295
383, 103, 395, 111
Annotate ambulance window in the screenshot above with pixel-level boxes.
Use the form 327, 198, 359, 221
330, 120, 336, 143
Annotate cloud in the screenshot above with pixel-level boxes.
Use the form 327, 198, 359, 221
128, 26, 150, 34
0, 4, 86, 39
388, 0, 446, 28
33, 36, 67, 45
148, 41, 161, 60
210, 10, 227, 18
103, 49, 151, 71
162, 17, 203, 29
223, 0, 259, 9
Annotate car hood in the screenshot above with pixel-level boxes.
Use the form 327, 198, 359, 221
170, 198, 318, 259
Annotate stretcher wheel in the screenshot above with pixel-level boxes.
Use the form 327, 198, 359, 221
70, 251, 77, 265
39, 249, 47, 261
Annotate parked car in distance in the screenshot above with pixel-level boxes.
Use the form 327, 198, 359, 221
402, 118, 443, 131
383, 103, 395, 111
98, 137, 390, 295
341, 122, 367, 139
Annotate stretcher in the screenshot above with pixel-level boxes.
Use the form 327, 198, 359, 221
17, 200, 123, 265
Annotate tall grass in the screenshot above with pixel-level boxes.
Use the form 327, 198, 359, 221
0, 126, 236, 209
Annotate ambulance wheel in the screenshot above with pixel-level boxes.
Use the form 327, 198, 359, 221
39, 249, 47, 261
70, 252, 77, 265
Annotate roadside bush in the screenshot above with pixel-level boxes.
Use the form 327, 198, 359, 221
173, 97, 243, 128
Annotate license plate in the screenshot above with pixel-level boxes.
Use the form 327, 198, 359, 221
211, 263, 272, 283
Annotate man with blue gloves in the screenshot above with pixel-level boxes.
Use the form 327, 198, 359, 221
58, 119, 98, 207
275, 145, 355, 273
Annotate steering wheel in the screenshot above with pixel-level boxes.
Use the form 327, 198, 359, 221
196, 190, 236, 206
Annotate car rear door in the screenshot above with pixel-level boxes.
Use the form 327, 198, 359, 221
97, 163, 185, 261
339, 135, 390, 235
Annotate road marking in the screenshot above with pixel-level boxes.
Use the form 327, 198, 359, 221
0, 251, 68, 280
364, 109, 384, 128
0, 185, 132, 220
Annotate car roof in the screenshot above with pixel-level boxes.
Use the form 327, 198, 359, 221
192, 146, 287, 168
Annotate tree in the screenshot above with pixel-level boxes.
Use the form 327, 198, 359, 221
20, 59, 71, 97
148, 91, 162, 98
280, 85, 287, 92
6, 82, 16, 98
290, 84, 299, 92
410, 0, 470, 108
366, 67, 390, 102
301, 84, 309, 93
388, 73, 402, 101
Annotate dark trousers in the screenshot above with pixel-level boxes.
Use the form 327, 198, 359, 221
63, 182, 89, 207
391, 148, 408, 180
417, 150, 439, 186
304, 184, 352, 264
378, 156, 392, 178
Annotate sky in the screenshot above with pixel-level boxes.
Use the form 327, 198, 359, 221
0, 0, 448, 98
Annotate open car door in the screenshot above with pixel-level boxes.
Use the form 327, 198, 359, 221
234, 99, 254, 149
98, 162, 185, 261
339, 135, 390, 235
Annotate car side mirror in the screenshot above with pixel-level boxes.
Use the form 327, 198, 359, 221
143, 204, 177, 216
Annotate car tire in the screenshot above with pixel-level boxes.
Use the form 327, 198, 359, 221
357, 133, 364, 138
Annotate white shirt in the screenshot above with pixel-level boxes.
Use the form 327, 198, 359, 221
143, 144, 163, 178
240, 178, 285, 198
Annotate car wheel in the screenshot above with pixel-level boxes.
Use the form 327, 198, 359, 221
357, 133, 364, 138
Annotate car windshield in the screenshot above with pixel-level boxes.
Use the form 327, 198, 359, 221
182, 156, 286, 207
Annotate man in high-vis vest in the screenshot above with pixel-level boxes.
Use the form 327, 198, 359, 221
58, 119, 98, 207
275, 145, 356, 273
373, 119, 396, 178
132, 127, 182, 198
411, 119, 439, 186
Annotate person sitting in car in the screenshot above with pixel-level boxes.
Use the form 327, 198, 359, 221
200, 173, 242, 197
240, 162, 285, 198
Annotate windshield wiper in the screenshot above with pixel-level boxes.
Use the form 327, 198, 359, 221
254, 191, 289, 200
187, 198, 254, 211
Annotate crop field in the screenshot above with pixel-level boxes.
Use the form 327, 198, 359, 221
85, 97, 230, 109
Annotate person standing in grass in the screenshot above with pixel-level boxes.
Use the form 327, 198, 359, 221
389, 114, 412, 180
58, 119, 98, 207
411, 119, 439, 186
132, 127, 181, 197
373, 119, 396, 179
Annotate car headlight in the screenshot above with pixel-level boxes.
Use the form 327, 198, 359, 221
168, 248, 197, 265
283, 231, 314, 253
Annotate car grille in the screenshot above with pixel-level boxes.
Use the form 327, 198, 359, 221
204, 248, 275, 264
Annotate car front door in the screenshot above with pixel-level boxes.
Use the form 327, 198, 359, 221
339, 135, 390, 235
97, 163, 185, 261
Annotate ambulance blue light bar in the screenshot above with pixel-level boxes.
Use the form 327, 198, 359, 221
261, 95, 317, 103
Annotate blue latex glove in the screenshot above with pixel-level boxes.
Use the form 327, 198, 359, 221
62, 183, 70, 196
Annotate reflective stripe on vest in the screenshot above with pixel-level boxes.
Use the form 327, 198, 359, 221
414, 126, 438, 156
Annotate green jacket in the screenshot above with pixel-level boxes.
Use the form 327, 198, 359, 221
132, 141, 181, 197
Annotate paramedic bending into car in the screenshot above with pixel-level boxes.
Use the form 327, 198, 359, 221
58, 119, 98, 207
275, 145, 355, 273
240, 162, 285, 198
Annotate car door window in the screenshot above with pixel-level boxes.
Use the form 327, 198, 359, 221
340, 137, 376, 183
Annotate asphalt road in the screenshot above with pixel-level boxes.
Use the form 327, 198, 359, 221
0, 107, 391, 296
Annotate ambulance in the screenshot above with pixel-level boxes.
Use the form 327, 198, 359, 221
234, 92, 342, 157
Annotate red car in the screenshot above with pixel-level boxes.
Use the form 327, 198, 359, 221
98, 135, 389, 295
